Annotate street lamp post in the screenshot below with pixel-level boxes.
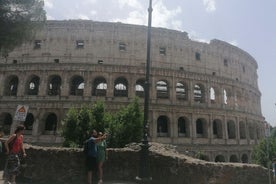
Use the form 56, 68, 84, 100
136, 0, 153, 183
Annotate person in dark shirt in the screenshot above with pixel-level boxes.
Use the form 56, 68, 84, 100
86, 129, 106, 184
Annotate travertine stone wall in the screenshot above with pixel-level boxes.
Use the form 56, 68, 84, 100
0, 143, 270, 184
0, 20, 265, 163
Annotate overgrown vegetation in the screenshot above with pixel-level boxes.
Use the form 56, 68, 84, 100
61, 98, 143, 148
252, 126, 276, 168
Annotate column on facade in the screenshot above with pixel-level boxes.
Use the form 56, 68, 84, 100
151, 111, 157, 139
0, 73, 5, 96
223, 115, 228, 143
127, 75, 135, 99
190, 112, 195, 143
106, 74, 114, 98
236, 116, 240, 144
82, 72, 91, 97
16, 72, 27, 97
170, 76, 176, 104
38, 73, 48, 97
209, 113, 213, 143
189, 80, 194, 106
150, 76, 156, 101
60, 72, 69, 97
206, 81, 211, 107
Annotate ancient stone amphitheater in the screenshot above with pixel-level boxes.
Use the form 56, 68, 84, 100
0, 20, 265, 163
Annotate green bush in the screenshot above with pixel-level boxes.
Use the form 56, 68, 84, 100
62, 98, 143, 148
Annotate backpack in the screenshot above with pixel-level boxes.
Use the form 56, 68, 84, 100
83, 139, 89, 155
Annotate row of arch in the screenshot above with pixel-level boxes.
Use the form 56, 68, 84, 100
0, 109, 263, 141
213, 153, 249, 163
157, 115, 263, 140
0, 112, 57, 135
3, 74, 260, 111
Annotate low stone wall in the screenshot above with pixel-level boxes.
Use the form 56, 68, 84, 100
0, 143, 271, 184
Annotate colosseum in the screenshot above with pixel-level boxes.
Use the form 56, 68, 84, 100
0, 20, 265, 163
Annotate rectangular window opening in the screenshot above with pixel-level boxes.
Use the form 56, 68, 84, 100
76, 40, 84, 49
34, 40, 41, 49
159, 47, 166, 55
224, 59, 228, 66
119, 42, 126, 51
54, 59, 59, 63
195, 52, 201, 61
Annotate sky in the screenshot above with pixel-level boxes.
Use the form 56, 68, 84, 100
44, 0, 276, 126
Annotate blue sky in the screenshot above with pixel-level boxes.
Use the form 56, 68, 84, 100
44, 0, 276, 126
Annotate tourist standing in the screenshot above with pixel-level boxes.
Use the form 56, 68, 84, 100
4, 124, 26, 184
97, 132, 108, 184
85, 129, 106, 184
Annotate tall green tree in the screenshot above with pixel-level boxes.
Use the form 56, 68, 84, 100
107, 98, 143, 148
62, 99, 144, 148
252, 138, 276, 168
0, 0, 46, 56
62, 105, 95, 147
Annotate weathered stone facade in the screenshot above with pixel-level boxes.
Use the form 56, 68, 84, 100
0, 20, 265, 163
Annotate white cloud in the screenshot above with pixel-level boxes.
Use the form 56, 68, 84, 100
113, 0, 183, 31
44, 0, 53, 9
89, 10, 97, 16
152, 1, 182, 30
116, 0, 143, 9
188, 31, 210, 43
77, 14, 90, 20
82, 0, 98, 5
113, 11, 146, 25
203, 0, 216, 12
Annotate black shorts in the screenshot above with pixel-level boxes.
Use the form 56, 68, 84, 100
86, 156, 97, 171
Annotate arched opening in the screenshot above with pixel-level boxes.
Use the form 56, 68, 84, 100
213, 119, 223, 139
48, 75, 62, 96
24, 113, 34, 135
196, 118, 208, 138
92, 77, 107, 96
4, 75, 19, 96
227, 120, 236, 139
215, 155, 225, 162
70, 75, 84, 96
223, 89, 228, 104
229, 155, 239, 162
239, 121, 246, 139
135, 79, 145, 98
249, 123, 255, 140
210, 87, 216, 103
44, 113, 57, 135
241, 154, 249, 163
157, 115, 169, 137
0, 113, 13, 135
156, 80, 169, 99
194, 84, 204, 103
114, 77, 128, 97
176, 82, 188, 100
178, 117, 189, 137
26, 75, 40, 95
